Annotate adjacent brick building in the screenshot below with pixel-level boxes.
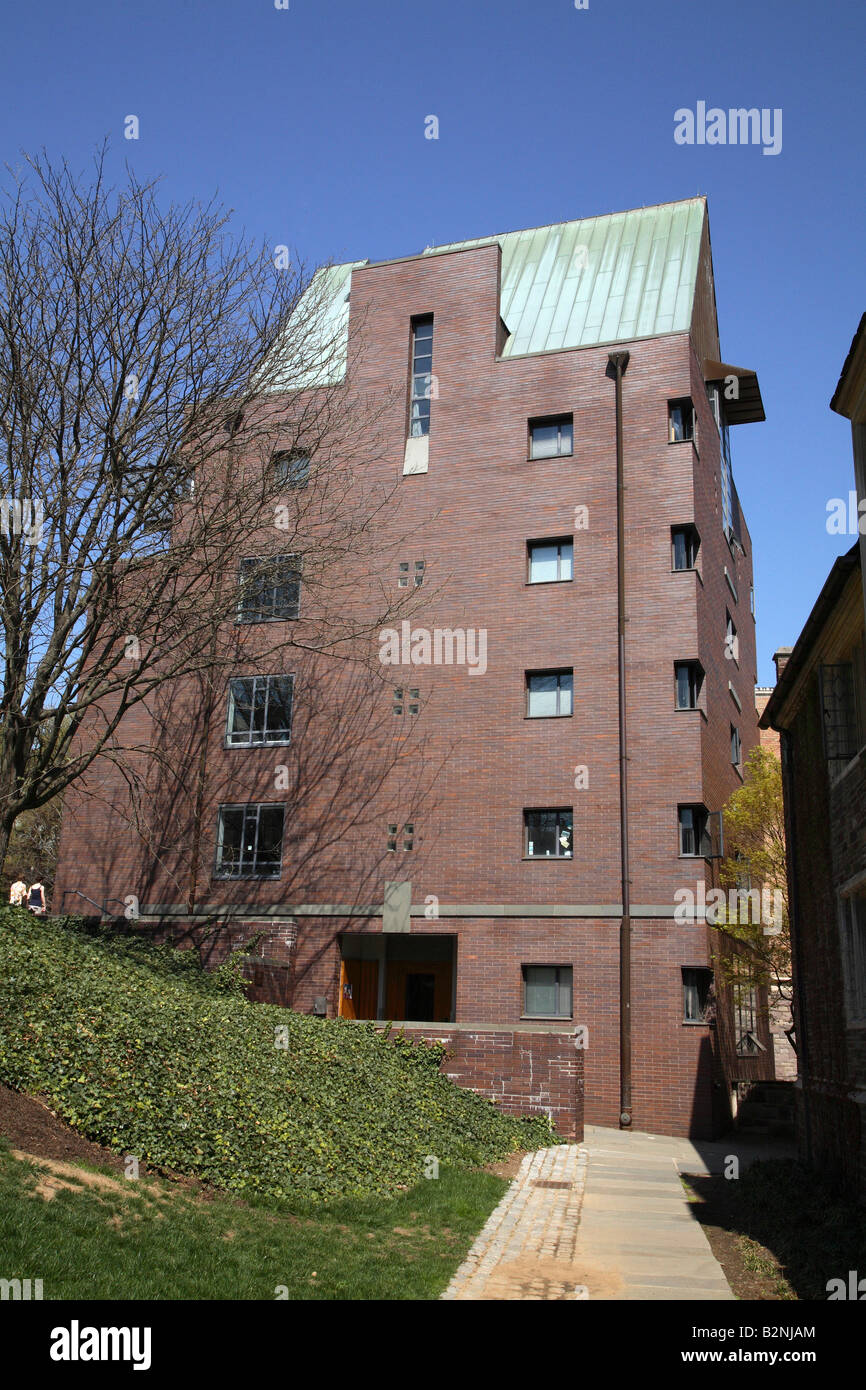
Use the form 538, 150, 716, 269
762, 316, 866, 1198
54, 197, 771, 1138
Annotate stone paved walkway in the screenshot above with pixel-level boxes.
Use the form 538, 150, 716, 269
442, 1145, 588, 1300
443, 1124, 763, 1300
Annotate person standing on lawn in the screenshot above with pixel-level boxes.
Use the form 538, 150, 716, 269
27, 881, 46, 915
9, 879, 28, 907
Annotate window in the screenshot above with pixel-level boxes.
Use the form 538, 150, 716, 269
730, 723, 742, 768
732, 958, 760, 1056
671, 526, 699, 571
528, 539, 573, 584
840, 893, 866, 1023
226, 675, 294, 746
409, 316, 434, 438
678, 804, 709, 857
237, 555, 301, 622
397, 560, 425, 588
820, 663, 860, 774
525, 808, 572, 858
707, 383, 734, 537
529, 415, 573, 459
393, 687, 420, 715
668, 399, 694, 443
215, 804, 284, 878
387, 822, 414, 852
523, 965, 573, 1019
675, 661, 703, 710
682, 967, 713, 1022
526, 670, 573, 718
725, 610, 739, 663
273, 450, 311, 488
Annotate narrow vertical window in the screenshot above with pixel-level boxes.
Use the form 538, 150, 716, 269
409, 315, 434, 438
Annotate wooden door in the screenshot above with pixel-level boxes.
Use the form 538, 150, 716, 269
339, 958, 379, 1019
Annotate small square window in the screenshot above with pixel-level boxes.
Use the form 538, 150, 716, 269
526, 670, 573, 718
237, 555, 301, 623
529, 415, 573, 459
525, 808, 573, 858
523, 965, 573, 1018
668, 399, 694, 443
527, 539, 573, 584
273, 450, 311, 488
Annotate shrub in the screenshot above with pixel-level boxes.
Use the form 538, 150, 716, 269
0, 910, 557, 1200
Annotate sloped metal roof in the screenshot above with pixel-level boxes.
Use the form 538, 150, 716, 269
275, 199, 707, 387
422, 198, 706, 356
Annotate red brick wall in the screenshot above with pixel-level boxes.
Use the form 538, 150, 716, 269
394, 1025, 583, 1140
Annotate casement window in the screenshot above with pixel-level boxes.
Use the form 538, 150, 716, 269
682, 967, 713, 1022
387, 822, 414, 852
215, 804, 284, 878
819, 662, 860, 774
725, 610, 739, 663
730, 723, 742, 768
526, 670, 573, 718
732, 958, 760, 1056
678, 804, 710, 857
675, 661, 703, 710
525, 808, 573, 858
226, 675, 294, 746
393, 686, 420, 715
273, 450, 311, 488
409, 316, 434, 438
668, 398, 694, 443
237, 555, 301, 622
523, 965, 573, 1019
527, 539, 573, 584
671, 525, 699, 571
839, 892, 866, 1023
529, 414, 573, 460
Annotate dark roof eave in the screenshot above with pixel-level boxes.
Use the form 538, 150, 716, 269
830, 312, 866, 416
760, 543, 861, 730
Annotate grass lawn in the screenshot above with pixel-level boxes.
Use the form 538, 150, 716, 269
0, 1137, 506, 1300
682, 1158, 866, 1301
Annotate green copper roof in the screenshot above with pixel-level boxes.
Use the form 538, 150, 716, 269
422, 197, 706, 355
276, 198, 707, 387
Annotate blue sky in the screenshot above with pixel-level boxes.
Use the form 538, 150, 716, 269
3, 0, 864, 683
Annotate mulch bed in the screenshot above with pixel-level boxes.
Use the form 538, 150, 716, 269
0, 1083, 127, 1173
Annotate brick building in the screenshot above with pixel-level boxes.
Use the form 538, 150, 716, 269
761, 316, 866, 1197
54, 197, 771, 1138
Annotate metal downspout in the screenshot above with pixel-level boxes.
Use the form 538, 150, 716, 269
609, 350, 632, 1129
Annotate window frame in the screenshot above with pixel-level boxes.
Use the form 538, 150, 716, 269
682, 966, 713, 1023
668, 397, 695, 444
522, 963, 574, 1020
840, 892, 866, 1025
236, 554, 301, 624
526, 669, 574, 719
214, 802, 285, 880
272, 449, 311, 489
528, 414, 574, 461
524, 807, 573, 859
674, 660, 704, 711
678, 804, 710, 858
225, 674, 295, 748
409, 314, 434, 439
527, 538, 574, 585
671, 525, 699, 572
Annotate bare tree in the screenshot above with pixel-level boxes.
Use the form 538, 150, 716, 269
0, 147, 431, 876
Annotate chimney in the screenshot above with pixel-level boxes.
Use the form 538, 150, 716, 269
773, 646, 794, 682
